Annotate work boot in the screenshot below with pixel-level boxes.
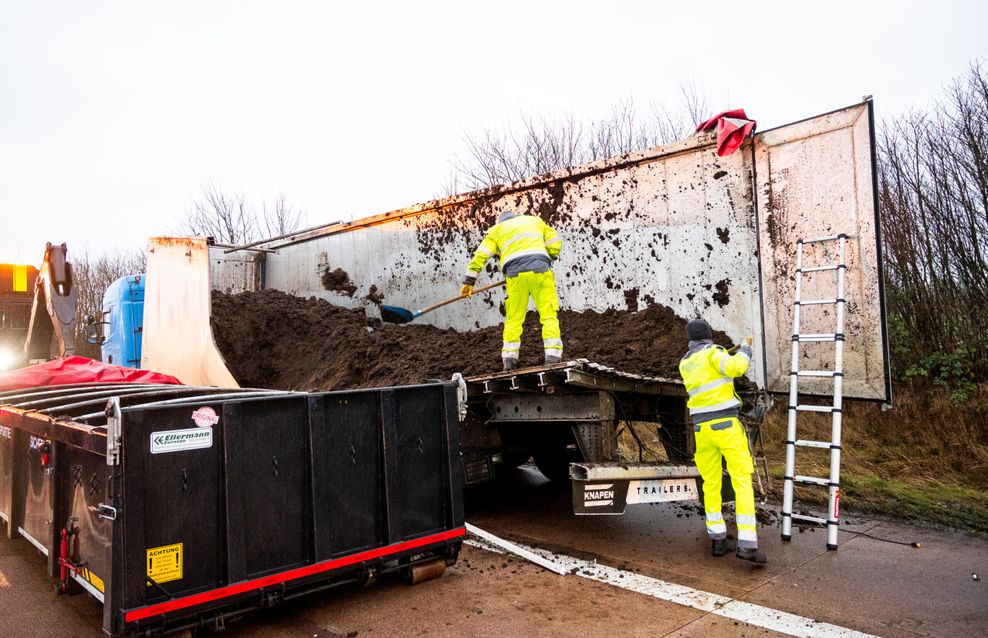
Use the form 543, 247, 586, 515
711, 539, 728, 557
502, 359, 518, 372
544, 355, 562, 365
736, 547, 767, 565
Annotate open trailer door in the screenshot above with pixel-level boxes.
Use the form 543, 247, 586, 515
753, 100, 891, 402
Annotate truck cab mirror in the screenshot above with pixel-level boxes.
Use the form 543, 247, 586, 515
84, 315, 105, 345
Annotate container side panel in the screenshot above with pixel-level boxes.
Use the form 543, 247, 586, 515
394, 386, 446, 538
123, 407, 225, 609
0, 424, 12, 526
20, 434, 53, 552
311, 392, 384, 558
263, 135, 764, 385
230, 398, 311, 576
755, 103, 888, 400
208, 248, 264, 294
62, 447, 112, 595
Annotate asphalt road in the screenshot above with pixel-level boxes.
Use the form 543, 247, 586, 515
1, 466, 985, 637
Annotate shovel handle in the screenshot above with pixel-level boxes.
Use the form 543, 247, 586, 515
415, 280, 506, 317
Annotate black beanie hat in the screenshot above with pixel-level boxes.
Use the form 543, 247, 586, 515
686, 318, 713, 341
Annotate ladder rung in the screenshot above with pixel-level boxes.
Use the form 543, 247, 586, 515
799, 234, 850, 245
799, 264, 843, 273
793, 333, 843, 342
795, 439, 832, 449
798, 298, 843, 306
794, 475, 830, 486
793, 404, 837, 413
791, 513, 827, 525
795, 370, 842, 378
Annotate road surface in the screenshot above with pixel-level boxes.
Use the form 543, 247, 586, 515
1, 466, 985, 637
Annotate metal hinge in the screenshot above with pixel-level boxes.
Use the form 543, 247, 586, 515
452, 373, 468, 422
105, 397, 122, 466
91, 503, 118, 520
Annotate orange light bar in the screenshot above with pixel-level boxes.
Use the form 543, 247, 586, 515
13, 265, 27, 292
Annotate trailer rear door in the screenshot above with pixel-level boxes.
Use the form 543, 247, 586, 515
753, 101, 890, 401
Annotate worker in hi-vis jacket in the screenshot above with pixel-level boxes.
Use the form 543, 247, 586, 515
461, 211, 563, 371
678, 318, 766, 565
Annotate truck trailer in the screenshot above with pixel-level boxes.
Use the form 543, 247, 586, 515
95, 100, 890, 513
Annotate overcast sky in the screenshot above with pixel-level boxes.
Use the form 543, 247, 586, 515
2, 1, 986, 263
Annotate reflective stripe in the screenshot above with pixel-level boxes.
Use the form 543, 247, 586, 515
502, 341, 520, 352
738, 528, 758, 542
719, 357, 729, 374
687, 377, 731, 397
737, 514, 758, 527
465, 267, 480, 278
705, 512, 724, 523
693, 407, 740, 423
706, 522, 727, 535
545, 237, 561, 246
543, 338, 563, 346
738, 350, 751, 364
502, 248, 550, 265
476, 245, 494, 257
690, 398, 741, 415
501, 232, 541, 250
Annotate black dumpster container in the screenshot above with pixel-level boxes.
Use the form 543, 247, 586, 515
0, 381, 464, 636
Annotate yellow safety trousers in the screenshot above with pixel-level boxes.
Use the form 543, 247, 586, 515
693, 417, 758, 549
502, 270, 562, 361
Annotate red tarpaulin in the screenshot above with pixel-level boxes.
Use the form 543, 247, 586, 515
0, 356, 182, 392
695, 109, 757, 157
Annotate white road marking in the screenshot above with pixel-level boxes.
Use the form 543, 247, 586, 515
464, 538, 877, 638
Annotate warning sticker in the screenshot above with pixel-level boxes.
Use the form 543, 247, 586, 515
146, 543, 183, 584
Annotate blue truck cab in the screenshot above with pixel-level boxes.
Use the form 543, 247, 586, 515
98, 274, 145, 367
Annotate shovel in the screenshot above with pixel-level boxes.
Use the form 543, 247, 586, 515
380, 280, 506, 324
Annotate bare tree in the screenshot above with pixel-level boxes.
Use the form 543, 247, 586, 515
179, 182, 305, 244
259, 192, 305, 238
448, 90, 707, 192
879, 61, 988, 382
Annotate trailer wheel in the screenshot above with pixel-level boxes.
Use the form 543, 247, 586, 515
533, 444, 572, 483
499, 450, 532, 468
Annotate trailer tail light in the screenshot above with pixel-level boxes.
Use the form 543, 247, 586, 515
40, 442, 51, 469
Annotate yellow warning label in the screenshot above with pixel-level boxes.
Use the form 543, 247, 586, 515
146, 543, 183, 585
83, 568, 105, 593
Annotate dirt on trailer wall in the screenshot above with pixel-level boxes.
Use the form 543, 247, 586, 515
210, 290, 740, 391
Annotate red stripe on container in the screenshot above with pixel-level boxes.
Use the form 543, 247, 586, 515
125, 527, 465, 623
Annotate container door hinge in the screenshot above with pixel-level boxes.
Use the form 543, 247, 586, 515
104, 397, 122, 466
452, 373, 468, 422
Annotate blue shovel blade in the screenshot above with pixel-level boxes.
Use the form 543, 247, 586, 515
380, 305, 415, 324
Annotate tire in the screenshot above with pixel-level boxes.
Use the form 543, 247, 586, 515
499, 450, 532, 468
533, 443, 572, 483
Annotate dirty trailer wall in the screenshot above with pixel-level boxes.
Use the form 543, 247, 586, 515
214, 102, 886, 401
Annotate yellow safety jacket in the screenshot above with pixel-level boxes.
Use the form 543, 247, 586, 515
464, 214, 561, 284
679, 340, 752, 423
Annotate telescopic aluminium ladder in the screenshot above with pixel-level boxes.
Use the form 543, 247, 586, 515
781, 233, 850, 550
